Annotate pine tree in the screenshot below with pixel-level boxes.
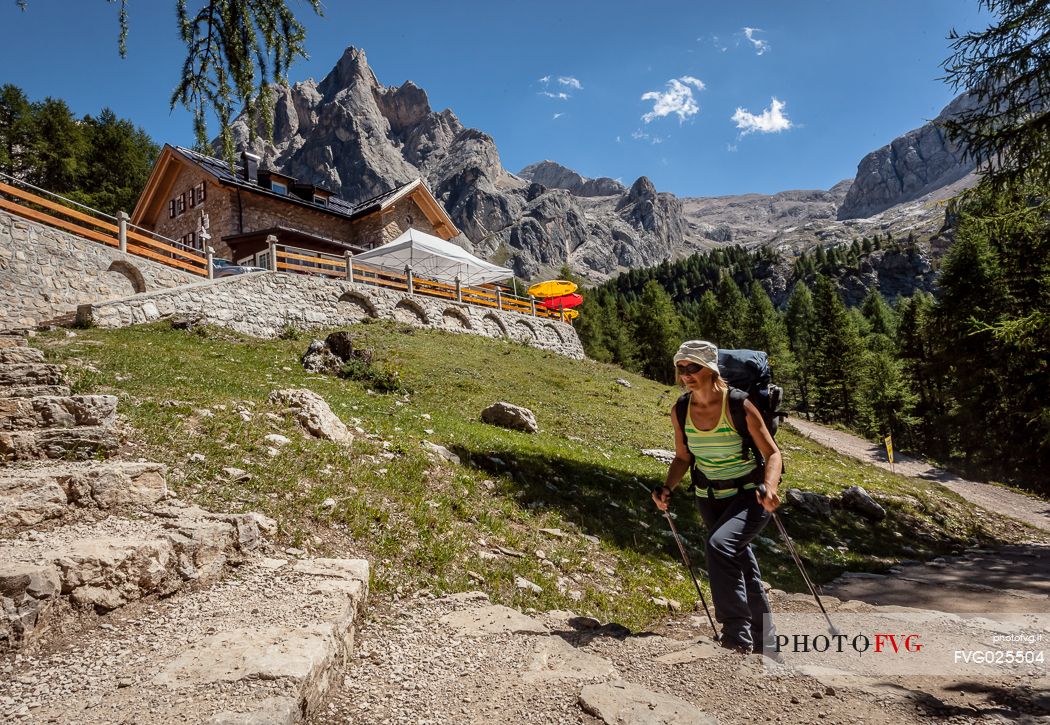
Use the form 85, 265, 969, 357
28, 98, 84, 193
860, 288, 896, 338
635, 280, 682, 384
856, 347, 918, 441
785, 284, 818, 418
936, 180, 1050, 479
811, 276, 865, 424
935, 206, 1010, 467
574, 295, 610, 362
897, 291, 945, 454
713, 270, 748, 347
747, 279, 793, 407
74, 109, 159, 215
0, 85, 35, 179
943, 0, 1050, 192
605, 297, 641, 372
745, 280, 795, 387
688, 290, 720, 342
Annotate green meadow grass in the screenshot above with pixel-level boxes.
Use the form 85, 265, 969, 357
38, 321, 1035, 629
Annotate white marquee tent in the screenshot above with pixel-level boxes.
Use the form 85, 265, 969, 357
353, 228, 513, 286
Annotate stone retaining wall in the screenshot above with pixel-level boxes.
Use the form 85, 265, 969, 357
0, 209, 200, 331
77, 272, 586, 359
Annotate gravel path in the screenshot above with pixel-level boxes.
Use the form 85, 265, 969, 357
309, 592, 949, 725
786, 418, 1050, 535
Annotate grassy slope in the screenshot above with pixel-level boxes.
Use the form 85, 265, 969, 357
40, 321, 1034, 629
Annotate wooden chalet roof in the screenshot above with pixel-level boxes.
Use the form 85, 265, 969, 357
132, 145, 460, 240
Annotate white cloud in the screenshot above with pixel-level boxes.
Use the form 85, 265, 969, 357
726, 143, 738, 152
731, 97, 792, 135
537, 75, 580, 100
553, 112, 564, 120
641, 76, 706, 123
631, 128, 665, 145
742, 27, 770, 55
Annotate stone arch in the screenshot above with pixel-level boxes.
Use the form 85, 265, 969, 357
393, 298, 429, 325
543, 324, 565, 343
106, 260, 146, 294
441, 307, 472, 331
337, 290, 378, 322
481, 313, 508, 338
511, 319, 538, 342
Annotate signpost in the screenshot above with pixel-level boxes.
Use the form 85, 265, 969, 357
884, 435, 894, 474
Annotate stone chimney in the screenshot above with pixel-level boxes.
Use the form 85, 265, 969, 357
241, 151, 260, 184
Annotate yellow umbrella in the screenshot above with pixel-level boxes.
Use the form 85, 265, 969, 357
527, 279, 578, 298
561, 308, 579, 320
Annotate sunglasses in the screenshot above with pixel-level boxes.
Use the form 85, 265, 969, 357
676, 362, 705, 375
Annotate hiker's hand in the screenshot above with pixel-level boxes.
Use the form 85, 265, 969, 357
652, 486, 671, 512
757, 486, 781, 513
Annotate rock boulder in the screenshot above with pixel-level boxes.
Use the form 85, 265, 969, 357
269, 389, 353, 445
840, 485, 887, 521
480, 401, 538, 433
785, 488, 833, 518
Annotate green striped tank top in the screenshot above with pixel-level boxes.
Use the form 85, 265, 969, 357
683, 390, 758, 498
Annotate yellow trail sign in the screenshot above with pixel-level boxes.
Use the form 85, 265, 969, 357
885, 435, 894, 473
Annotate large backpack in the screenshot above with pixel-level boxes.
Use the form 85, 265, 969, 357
715, 349, 783, 438
674, 349, 785, 490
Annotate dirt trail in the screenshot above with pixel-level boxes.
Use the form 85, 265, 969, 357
786, 417, 1050, 535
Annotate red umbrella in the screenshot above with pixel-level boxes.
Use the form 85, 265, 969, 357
540, 293, 583, 310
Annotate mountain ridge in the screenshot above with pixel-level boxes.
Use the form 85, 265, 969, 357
225, 46, 975, 281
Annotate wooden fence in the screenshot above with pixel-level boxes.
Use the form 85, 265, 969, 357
0, 178, 208, 277
271, 242, 564, 320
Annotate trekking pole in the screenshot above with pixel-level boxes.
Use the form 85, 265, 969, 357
637, 481, 720, 641
758, 485, 840, 636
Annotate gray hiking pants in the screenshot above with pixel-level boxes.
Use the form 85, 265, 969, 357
696, 490, 775, 652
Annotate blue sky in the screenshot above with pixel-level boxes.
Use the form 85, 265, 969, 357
2, 1, 989, 197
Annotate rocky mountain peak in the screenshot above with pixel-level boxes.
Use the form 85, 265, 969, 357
837, 92, 978, 220
617, 176, 657, 211
518, 161, 626, 198
317, 46, 379, 98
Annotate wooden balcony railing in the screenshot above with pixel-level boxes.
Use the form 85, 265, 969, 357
270, 241, 565, 320
0, 174, 208, 277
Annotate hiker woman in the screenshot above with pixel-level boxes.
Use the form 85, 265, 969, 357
652, 339, 783, 654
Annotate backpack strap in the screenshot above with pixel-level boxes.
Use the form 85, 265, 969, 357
727, 387, 763, 465
674, 392, 693, 471
673, 392, 709, 494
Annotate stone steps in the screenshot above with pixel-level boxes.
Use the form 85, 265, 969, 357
0, 336, 373, 722
0, 461, 168, 534
0, 504, 267, 652
0, 385, 72, 399
0, 363, 66, 389
0, 426, 118, 461
0, 394, 117, 431
0, 336, 27, 349
0, 555, 369, 723
0, 348, 44, 365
